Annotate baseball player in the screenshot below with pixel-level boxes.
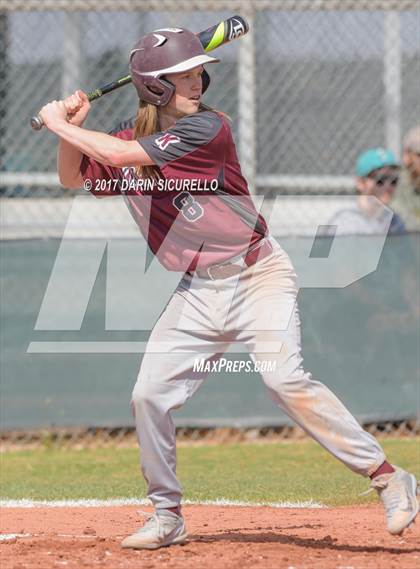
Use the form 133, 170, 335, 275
39, 28, 418, 550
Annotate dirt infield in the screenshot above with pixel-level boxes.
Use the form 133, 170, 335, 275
1, 504, 418, 569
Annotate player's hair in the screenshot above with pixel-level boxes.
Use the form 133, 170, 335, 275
133, 100, 226, 179
133, 101, 161, 180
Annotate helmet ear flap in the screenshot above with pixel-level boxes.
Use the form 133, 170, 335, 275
157, 77, 175, 106
138, 76, 175, 106
202, 69, 210, 93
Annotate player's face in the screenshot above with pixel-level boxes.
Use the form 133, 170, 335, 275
165, 66, 204, 116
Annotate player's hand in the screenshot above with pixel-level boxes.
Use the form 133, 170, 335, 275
63, 90, 91, 126
38, 100, 68, 130
39, 90, 90, 132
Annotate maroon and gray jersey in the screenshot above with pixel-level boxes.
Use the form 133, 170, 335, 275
81, 110, 268, 272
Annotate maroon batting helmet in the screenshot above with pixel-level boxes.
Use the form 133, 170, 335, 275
129, 28, 219, 106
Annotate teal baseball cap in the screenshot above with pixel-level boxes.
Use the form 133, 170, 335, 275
356, 147, 400, 177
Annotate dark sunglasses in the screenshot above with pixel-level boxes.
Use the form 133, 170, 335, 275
369, 174, 399, 187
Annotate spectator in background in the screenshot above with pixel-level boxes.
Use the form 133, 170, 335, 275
327, 148, 406, 236
392, 126, 420, 231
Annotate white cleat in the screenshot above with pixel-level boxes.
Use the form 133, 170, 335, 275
121, 509, 188, 550
370, 467, 419, 535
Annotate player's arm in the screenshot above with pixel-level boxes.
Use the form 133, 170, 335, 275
53, 121, 153, 168
40, 93, 154, 172
54, 91, 89, 188
57, 139, 84, 189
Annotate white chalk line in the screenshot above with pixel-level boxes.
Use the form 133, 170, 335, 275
0, 498, 325, 509
0, 533, 31, 541
0, 499, 325, 542
0, 533, 100, 542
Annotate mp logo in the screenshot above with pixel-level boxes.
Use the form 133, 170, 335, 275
155, 133, 181, 151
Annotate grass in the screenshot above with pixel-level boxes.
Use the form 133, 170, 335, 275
1, 438, 418, 507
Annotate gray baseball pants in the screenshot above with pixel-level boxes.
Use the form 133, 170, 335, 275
131, 238, 386, 509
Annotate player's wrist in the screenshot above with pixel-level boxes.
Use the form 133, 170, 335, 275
69, 118, 86, 128
52, 118, 80, 136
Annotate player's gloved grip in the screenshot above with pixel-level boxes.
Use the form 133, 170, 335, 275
30, 116, 44, 131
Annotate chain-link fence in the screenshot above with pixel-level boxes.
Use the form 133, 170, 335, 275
1, 420, 419, 451
1, 1, 419, 201
1, 2, 419, 444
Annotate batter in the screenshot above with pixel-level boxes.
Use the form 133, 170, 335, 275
39, 27, 418, 550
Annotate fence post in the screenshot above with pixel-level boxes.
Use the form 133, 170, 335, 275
62, 12, 83, 98
238, 9, 256, 193
0, 12, 9, 195
0, 12, 7, 177
383, 11, 401, 159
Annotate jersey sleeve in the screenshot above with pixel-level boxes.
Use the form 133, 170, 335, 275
138, 111, 223, 168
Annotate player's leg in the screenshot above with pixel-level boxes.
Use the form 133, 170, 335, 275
132, 293, 229, 511
231, 249, 386, 476
124, 277, 230, 548
231, 241, 418, 534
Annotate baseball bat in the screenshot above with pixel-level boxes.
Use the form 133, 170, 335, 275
30, 15, 249, 131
